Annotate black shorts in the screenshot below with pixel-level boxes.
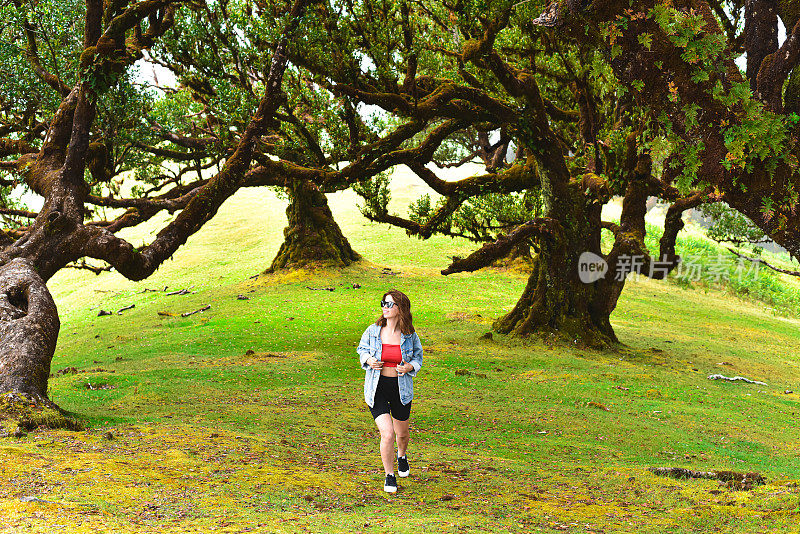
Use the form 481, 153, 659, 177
369, 374, 412, 421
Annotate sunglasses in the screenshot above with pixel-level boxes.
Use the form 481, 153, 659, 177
380, 300, 396, 309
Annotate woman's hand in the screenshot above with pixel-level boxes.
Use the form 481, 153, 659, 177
396, 360, 412, 375
366, 356, 383, 370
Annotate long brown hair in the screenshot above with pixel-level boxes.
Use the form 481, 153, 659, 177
375, 289, 415, 334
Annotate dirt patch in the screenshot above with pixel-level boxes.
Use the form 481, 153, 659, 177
204, 350, 319, 367
445, 312, 492, 324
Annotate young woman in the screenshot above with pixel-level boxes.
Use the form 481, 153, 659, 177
356, 289, 424, 493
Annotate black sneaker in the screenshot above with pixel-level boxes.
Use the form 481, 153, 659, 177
383, 473, 397, 493
398, 455, 410, 478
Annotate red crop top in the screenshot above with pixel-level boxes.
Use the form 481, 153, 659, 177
381, 344, 402, 367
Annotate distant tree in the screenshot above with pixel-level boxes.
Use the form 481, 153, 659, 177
701, 203, 772, 250
700, 203, 800, 275
146, 3, 367, 271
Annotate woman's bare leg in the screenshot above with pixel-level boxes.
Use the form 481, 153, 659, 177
393, 417, 410, 457
374, 413, 396, 474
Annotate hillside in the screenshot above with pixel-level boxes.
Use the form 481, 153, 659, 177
1, 172, 800, 533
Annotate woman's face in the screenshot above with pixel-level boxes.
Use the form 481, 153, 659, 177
382, 294, 399, 320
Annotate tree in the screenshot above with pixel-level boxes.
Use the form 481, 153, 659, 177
535, 0, 800, 260
290, 0, 712, 346
0, 0, 312, 418
145, 3, 367, 271
700, 202, 800, 275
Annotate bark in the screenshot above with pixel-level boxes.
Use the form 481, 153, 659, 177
0, 258, 59, 403
266, 179, 361, 272
491, 185, 621, 347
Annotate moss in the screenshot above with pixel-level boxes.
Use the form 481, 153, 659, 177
461, 39, 482, 61
79, 46, 97, 70
784, 67, 800, 115
0, 393, 84, 432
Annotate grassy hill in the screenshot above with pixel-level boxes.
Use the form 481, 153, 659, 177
2, 172, 800, 533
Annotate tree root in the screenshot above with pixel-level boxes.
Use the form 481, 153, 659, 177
0, 392, 84, 435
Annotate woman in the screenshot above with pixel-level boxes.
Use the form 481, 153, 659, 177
356, 289, 423, 493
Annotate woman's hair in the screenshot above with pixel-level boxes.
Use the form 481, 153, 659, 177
375, 289, 415, 334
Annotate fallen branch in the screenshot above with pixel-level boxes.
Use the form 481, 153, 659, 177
64, 260, 112, 275
117, 304, 135, 315
648, 467, 765, 489
588, 401, 610, 412
181, 305, 211, 317
20, 496, 57, 503
84, 382, 115, 390
139, 286, 168, 293
167, 288, 193, 296
707, 374, 766, 386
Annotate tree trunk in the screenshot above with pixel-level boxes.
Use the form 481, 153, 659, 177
493, 187, 620, 347
0, 258, 78, 432
0, 258, 60, 403
267, 179, 361, 272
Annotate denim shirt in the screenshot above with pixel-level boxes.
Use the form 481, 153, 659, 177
357, 323, 423, 407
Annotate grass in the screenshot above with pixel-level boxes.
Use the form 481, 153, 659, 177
2, 177, 800, 533
597, 215, 800, 321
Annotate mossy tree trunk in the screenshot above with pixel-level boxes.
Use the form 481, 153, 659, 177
0, 258, 60, 405
487, 89, 625, 346
267, 179, 361, 272
480, 165, 687, 348
492, 182, 621, 347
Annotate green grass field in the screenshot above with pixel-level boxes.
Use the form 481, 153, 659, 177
2, 175, 800, 533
